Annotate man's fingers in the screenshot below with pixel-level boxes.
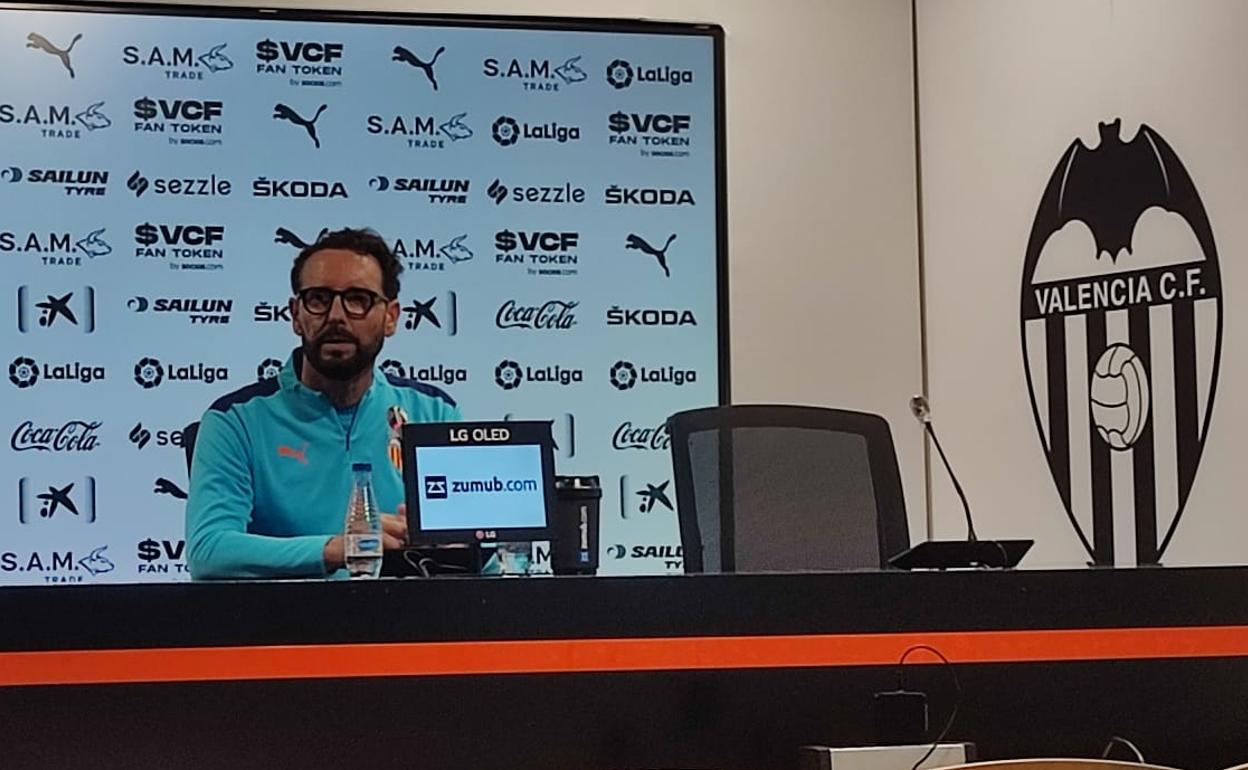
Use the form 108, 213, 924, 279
382, 515, 407, 536
383, 532, 405, 550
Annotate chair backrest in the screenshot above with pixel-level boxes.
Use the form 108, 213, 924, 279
666, 405, 909, 573
182, 421, 199, 476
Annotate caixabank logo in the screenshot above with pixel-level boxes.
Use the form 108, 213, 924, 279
401, 290, 458, 335
1, 166, 107, 196
16, 286, 96, 332
1021, 119, 1223, 567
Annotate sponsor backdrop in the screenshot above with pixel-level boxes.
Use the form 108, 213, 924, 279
918, 0, 1248, 568
1, 5, 723, 584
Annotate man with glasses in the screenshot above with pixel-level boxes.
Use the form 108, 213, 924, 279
186, 228, 461, 579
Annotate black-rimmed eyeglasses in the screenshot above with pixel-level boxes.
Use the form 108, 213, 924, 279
296, 287, 389, 319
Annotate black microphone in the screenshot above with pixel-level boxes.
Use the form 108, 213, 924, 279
909, 395, 976, 542
886, 396, 1034, 570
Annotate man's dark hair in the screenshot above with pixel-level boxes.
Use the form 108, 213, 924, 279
289, 227, 403, 299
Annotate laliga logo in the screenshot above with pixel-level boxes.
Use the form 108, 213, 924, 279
610, 361, 638, 391
492, 115, 520, 146
134, 357, 164, 389
1021, 119, 1223, 567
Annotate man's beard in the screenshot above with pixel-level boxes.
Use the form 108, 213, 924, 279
302, 325, 384, 382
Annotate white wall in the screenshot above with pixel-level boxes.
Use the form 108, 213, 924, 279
917, 0, 1248, 566
105, 0, 930, 533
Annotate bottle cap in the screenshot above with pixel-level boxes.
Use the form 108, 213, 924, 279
352, 462, 372, 472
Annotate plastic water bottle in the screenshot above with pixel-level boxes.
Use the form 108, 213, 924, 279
344, 462, 383, 579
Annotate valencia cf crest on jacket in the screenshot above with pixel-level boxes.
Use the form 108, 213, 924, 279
1020, 119, 1223, 566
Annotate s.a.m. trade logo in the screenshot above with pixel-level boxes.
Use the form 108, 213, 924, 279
1021, 119, 1222, 567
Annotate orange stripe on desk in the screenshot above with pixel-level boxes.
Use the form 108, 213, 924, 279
1, 626, 1246, 687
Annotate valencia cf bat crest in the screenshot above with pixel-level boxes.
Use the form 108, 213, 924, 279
1020, 119, 1223, 566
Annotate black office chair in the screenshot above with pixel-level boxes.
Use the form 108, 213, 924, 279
182, 421, 199, 475
666, 405, 910, 573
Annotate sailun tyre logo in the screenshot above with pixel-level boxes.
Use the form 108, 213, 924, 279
1020, 118, 1223, 568
134, 357, 164, 389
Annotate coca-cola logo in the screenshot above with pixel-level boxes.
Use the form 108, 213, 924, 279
612, 421, 670, 451
495, 299, 578, 330
11, 420, 102, 452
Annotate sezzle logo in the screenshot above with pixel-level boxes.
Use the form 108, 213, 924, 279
127, 169, 231, 198
134, 356, 228, 388
491, 115, 580, 146
257, 358, 283, 381
128, 422, 188, 451
128, 295, 232, 324
482, 55, 587, 92
493, 359, 583, 390
11, 420, 102, 453
495, 229, 579, 278
610, 360, 697, 390
606, 59, 694, 89
0, 228, 110, 267
1020, 119, 1224, 567
0, 101, 111, 140
391, 234, 472, 272
253, 177, 348, 199
369, 175, 469, 204
607, 306, 697, 327
16, 286, 96, 333
606, 185, 695, 207
137, 538, 187, 574
0, 545, 114, 583
608, 111, 692, 159
17, 476, 96, 523
496, 299, 578, 330
392, 45, 444, 90
134, 223, 226, 272
132, 96, 224, 147
273, 102, 327, 148
9, 356, 104, 388
379, 360, 468, 387
367, 111, 474, 149
256, 39, 344, 86
253, 301, 292, 323
612, 420, 671, 451
26, 32, 82, 79
1, 166, 107, 196
402, 291, 458, 335
486, 178, 585, 206
123, 43, 233, 79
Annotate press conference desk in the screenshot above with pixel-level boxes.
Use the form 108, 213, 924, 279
2, 568, 1247, 770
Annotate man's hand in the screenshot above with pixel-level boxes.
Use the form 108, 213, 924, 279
324, 505, 408, 572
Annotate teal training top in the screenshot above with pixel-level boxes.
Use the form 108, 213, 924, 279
185, 349, 461, 580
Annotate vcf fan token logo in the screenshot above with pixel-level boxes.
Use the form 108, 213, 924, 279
1021, 119, 1223, 567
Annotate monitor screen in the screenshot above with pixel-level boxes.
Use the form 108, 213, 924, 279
416, 443, 548, 533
